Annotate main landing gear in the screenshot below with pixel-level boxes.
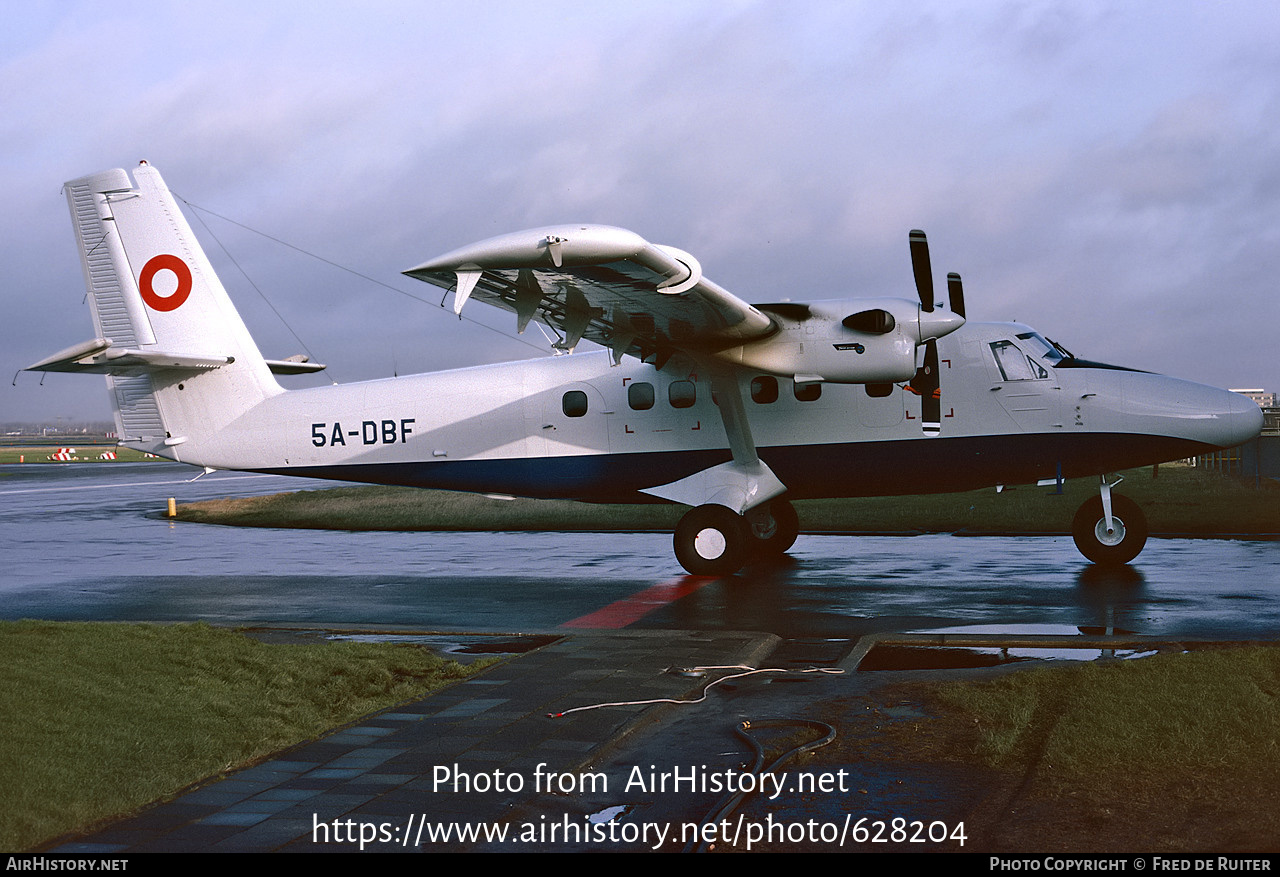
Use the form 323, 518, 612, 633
674, 499, 798, 576
1071, 476, 1148, 565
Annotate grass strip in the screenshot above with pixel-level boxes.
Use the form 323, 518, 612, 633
0, 621, 488, 851
864, 647, 1280, 850
174, 465, 1280, 536
936, 647, 1280, 781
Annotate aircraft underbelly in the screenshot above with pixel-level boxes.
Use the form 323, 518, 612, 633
258, 430, 1211, 503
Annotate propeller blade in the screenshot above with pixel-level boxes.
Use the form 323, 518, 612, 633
919, 339, 941, 435
908, 229, 934, 313
947, 272, 966, 319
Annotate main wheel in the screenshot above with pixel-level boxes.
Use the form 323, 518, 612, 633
674, 504, 749, 576
1072, 495, 1148, 565
747, 499, 799, 557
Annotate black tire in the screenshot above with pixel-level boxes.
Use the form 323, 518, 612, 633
674, 504, 749, 576
748, 499, 799, 557
1072, 495, 1148, 565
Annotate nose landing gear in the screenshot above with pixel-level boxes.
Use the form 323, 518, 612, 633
1072, 476, 1148, 565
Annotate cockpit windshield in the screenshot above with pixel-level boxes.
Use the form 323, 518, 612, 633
1016, 331, 1069, 365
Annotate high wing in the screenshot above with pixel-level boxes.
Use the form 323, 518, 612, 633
403, 224, 775, 365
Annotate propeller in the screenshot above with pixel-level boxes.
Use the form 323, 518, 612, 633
909, 230, 934, 312
947, 272, 966, 319
906, 230, 965, 435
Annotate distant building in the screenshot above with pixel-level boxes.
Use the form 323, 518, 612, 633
1231, 389, 1277, 408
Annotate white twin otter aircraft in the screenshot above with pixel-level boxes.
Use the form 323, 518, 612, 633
30, 163, 1262, 575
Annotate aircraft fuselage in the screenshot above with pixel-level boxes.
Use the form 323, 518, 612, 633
146, 319, 1262, 503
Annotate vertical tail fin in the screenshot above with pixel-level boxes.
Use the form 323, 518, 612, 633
61, 163, 281, 458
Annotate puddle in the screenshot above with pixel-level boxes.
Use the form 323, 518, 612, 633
325, 632, 559, 656
241, 628, 557, 662
860, 644, 1035, 670
862, 624, 1162, 670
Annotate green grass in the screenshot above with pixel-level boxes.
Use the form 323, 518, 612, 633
926, 648, 1280, 849
177, 484, 687, 531
799, 463, 1280, 534
822, 645, 1280, 850
174, 465, 1280, 535
938, 647, 1280, 782
0, 621, 490, 851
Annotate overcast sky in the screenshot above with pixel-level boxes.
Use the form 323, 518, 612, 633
5, 0, 1278, 423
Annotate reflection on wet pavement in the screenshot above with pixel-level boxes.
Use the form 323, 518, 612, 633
2, 463, 1277, 640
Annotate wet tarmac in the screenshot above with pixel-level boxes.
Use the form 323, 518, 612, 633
2, 462, 1277, 640
7, 463, 1279, 853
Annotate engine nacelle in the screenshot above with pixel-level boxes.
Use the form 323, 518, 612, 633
712, 297, 963, 384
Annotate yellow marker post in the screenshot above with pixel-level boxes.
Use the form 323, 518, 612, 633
167, 498, 176, 518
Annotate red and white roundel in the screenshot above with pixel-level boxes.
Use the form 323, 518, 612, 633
138, 254, 192, 312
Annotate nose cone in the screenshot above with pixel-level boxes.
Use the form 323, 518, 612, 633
1123, 376, 1263, 449
1218, 388, 1266, 448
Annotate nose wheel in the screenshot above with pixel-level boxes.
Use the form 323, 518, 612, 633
1072, 494, 1147, 565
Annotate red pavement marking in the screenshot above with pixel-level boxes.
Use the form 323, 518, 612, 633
560, 575, 718, 629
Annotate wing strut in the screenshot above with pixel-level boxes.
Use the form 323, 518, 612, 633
639, 368, 786, 514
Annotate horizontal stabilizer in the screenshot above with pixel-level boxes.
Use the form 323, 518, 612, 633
24, 337, 113, 371
265, 357, 327, 375
26, 339, 232, 374
28, 340, 324, 376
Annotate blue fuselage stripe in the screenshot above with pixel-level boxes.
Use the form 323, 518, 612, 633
255, 432, 1213, 502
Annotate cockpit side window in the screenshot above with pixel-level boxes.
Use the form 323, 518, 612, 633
990, 340, 1048, 381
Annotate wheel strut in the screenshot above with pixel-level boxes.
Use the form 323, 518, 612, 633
1099, 474, 1124, 537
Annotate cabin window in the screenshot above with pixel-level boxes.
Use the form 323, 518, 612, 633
562, 390, 588, 417
990, 341, 1047, 381
865, 382, 894, 398
751, 376, 778, 404
628, 381, 655, 410
794, 381, 822, 402
669, 380, 696, 409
